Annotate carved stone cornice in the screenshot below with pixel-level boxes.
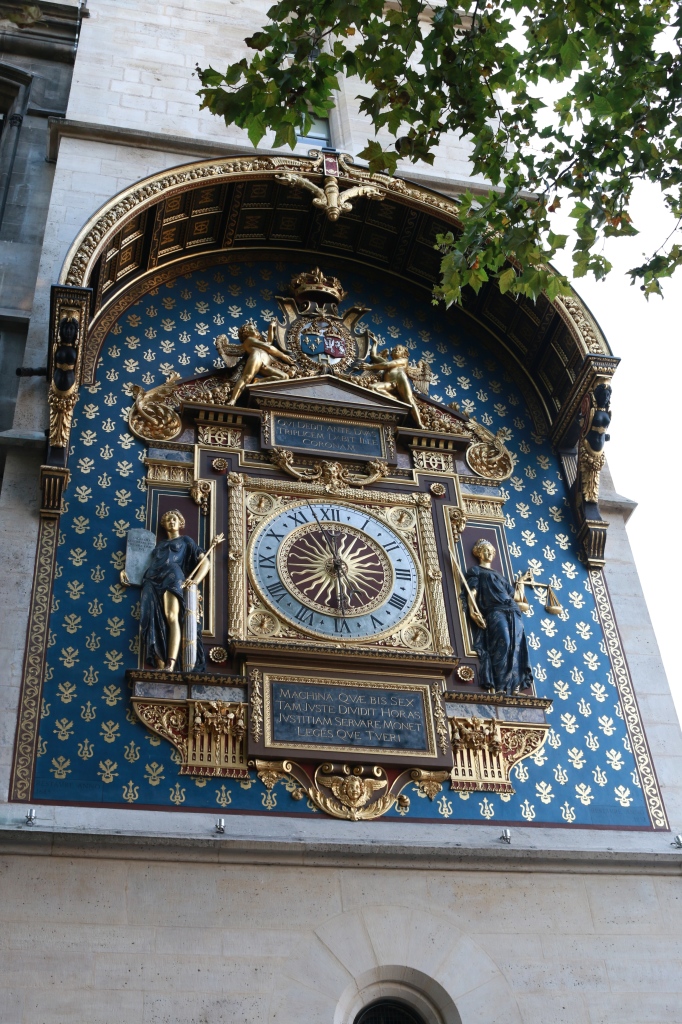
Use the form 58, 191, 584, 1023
554, 295, 611, 358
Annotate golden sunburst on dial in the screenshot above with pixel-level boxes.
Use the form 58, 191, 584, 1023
278, 522, 392, 616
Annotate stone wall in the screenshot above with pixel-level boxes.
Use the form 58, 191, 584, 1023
0, 837, 680, 1024
65, 0, 476, 182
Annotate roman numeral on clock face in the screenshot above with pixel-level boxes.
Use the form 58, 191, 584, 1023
319, 507, 341, 521
266, 580, 288, 603
388, 593, 407, 610
394, 568, 411, 580
294, 604, 315, 625
287, 509, 309, 526
259, 554, 276, 569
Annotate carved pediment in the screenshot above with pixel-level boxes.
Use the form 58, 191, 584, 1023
246, 374, 411, 420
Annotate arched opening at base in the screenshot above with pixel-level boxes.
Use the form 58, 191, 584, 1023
336, 966, 463, 1024
355, 999, 428, 1024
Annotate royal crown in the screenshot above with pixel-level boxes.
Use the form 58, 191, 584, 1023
290, 267, 347, 305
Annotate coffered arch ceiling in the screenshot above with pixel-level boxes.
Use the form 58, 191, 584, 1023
59, 155, 617, 437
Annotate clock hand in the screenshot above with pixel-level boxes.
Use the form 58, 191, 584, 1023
305, 500, 337, 561
304, 501, 352, 620
334, 572, 351, 630
337, 562, 365, 611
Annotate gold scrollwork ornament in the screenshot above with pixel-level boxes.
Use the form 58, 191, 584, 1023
410, 769, 450, 800
250, 759, 411, 821
270, 449, 389, 491
128, 373, 183, 442
465, 421, 514, 480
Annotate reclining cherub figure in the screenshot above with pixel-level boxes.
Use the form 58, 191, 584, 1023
215, 320, 295, 405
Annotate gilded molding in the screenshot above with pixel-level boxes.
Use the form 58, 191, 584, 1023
432, 682, 450, 755
413, 492, 454, 656
555, 295, 610, 357
10, 518, 58, 802
198, 424, 242, 448
412, 450, 454, 474
227, 473, 245, 640
249, 667, 264, 743
462, 495, 505, 520
145, 460, 193, 486
590, 569, 668, 829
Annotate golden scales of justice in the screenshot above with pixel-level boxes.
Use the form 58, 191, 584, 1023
453, 561, 562, 627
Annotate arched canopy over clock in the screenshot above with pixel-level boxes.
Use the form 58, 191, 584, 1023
58, 153, 617, 448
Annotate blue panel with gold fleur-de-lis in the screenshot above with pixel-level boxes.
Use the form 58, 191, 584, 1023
33, 259, 655, 827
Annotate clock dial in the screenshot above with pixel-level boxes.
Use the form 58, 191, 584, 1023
248, 500, 422, 641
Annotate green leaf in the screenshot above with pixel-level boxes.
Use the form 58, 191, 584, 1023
498, 267, 517, 294
193, 0, 682, 304
247, 115, 267, 148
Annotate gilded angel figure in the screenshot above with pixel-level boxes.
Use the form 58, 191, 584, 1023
216, 320, 295, 405
366, 338, 425, 427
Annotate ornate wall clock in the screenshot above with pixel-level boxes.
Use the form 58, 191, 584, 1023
228, 474, 455, 665
248, 499, 422, 642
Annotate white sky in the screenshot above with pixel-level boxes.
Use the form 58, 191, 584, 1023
552, 181, 682, 727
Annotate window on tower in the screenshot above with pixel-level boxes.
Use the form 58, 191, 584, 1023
354, 1000, 427, 1024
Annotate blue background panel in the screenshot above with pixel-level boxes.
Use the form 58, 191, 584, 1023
33, 259, 652, 827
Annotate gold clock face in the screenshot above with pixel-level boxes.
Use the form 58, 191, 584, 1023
248, 500, 423, 641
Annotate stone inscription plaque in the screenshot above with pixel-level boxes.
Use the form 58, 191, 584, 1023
272, 415, 384, 458
267, 678, 432, 754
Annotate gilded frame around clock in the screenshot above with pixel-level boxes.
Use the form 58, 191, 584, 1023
227, 472, 455, 662
247, 498, 423, 644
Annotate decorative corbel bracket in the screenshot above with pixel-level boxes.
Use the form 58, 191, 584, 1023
131, 695, 249, 778
551, 355, 619, 569
449, 716, 549, 794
